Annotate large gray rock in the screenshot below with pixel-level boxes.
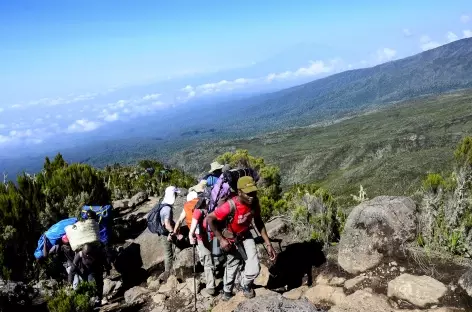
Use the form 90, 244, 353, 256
234, 293, 326, 312
133, 228, 165, 270
330, 289, 394, 312
113, 199, 130, 210
124, 286, 150, 304
459, 268, 472, 297
265, 217, 290, 237
173, 247, 197, 278
338, 196, 417, 274
387, 274, 447, 308
129, 191, 148, 207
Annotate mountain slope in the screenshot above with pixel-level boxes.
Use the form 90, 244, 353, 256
212, 37, 472, 132
167, 88, 472, 200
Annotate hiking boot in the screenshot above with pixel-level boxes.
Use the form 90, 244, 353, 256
241, 285, 255, 299
221, 291, 233, 301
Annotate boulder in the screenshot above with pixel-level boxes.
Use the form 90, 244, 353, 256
330, 277, 346, 287
185, 277, 201, 293
344, 276, 367, 291
173, 247, 196, 277
158, 275, 179, 294
304, 284, 346, 306
152, 293, 166, 305
32, 279, 58, 297
387, 274, 447, 308
234, 293, 326, 312
265, 217, 290, 237
338, 196, 417, 274
458, 268, 472, 297
129, 191, 148, 207
133, 228, 164, 270
113, 199, 129, 210
102, 279, 117, 297
124, 286, 150, 304
330, 289, 394, 312
283, 285, 309, 300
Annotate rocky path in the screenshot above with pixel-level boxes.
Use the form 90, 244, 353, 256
97, 195, 472, 312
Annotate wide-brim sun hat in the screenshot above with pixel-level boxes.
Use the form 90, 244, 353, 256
163, 186, 181, 205
189, 180, 207, 193
208, 161, 224, 173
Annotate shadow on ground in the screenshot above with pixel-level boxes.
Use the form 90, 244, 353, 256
266, 239, 326, 291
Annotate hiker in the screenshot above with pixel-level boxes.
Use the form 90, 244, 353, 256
187, 192, 217, 296
47, 234, 76, 276
68, 243, 110, 306
205, 161, 225, 187
207, 176, 277, 300
83, 208, 115, 270
173, 185, 217, 295
173, 180, 207, 235
160, 185, 181, 274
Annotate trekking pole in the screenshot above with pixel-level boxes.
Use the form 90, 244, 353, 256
192, 243, 197, 312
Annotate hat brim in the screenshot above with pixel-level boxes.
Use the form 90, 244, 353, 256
240, 185, 258, 194
209, 165, 224, 173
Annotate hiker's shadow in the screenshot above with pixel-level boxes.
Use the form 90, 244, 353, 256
266, 239, 326, 291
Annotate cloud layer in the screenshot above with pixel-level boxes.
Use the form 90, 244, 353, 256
1, 14, 472, 150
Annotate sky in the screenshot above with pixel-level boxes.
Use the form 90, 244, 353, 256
0, 0, 472, 153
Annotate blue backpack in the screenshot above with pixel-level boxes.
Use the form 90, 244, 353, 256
81, 205, 113, 244
34, 217, 78, 259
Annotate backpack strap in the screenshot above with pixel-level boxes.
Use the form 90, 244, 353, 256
227, 198, 237, 226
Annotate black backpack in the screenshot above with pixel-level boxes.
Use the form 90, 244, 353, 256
147, 199, 172, 236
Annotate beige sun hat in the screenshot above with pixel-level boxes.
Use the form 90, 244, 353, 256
189, 180, 207, 193
209, 161, 224, 173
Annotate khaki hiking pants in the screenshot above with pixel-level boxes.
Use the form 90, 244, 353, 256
197, 240, 216, 290
160, 236, 174, 273
223, 234, 260, 293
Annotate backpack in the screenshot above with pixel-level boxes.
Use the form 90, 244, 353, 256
81, 205, 113, 245
34, 217, 78, 259
183, 198, 200, 229
206, 168, 259, 233
147, 199, 172, 236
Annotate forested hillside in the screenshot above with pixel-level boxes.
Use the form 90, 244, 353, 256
168, 88, 472, 201
0, 154, 196, 281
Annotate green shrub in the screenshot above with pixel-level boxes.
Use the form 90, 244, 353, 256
422, 173, 446, 193
47, 281, 96, 312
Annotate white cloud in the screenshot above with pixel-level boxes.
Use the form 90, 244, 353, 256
420, 35, 441, 51
103, 112, 119, 122
142, 93, 161, 101
463, 30, 472, 38
403, 28, 413, 37
0, 135, 11, 144
267, 60, 335, 82
9, 129, 33, 139
0, 124, 5, 129
461, 15, 470, 24
178, 59, 341, 102
447, 31, 459, 43
376, 48, 397, 63
0, 108, 4, 113
67, 119, 101, 133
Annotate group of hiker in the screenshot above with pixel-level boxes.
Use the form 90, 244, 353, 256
148, 161, 277, 300
33, 160, 277, 305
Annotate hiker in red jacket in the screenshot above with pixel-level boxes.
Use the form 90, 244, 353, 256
207, 176, 276, 300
